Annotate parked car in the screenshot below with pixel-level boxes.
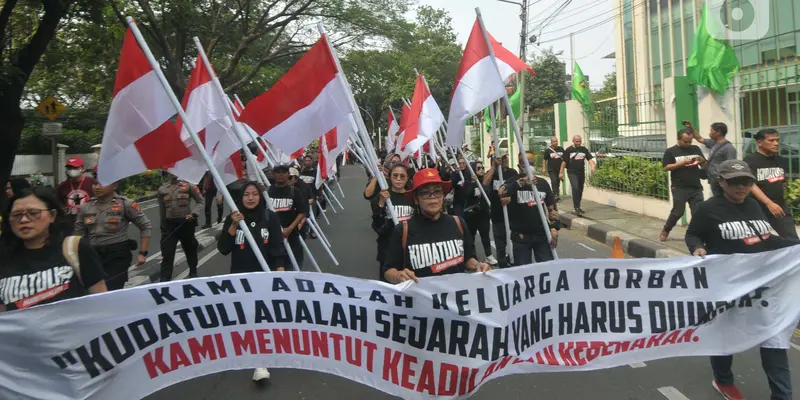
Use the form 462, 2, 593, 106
593, 134, 667, 166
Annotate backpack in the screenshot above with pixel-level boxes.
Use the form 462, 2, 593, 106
61, 236, 84, 287
401, 216, 464, 269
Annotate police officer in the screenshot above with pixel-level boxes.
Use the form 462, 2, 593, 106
158, 172, 204, 281
74, 176, 152, 290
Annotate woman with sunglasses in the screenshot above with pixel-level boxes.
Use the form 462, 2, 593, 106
0, 187, 107, 311
686, 159, 799, 400
463, 161, 495, 264
382, 168, 491, 284
372, 163, 414, 281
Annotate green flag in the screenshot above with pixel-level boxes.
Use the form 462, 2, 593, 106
571, 62, 591, 106
686, 4, 740, 93
484, 84, 522, 129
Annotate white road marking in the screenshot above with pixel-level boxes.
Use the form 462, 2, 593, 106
176, 249, 219, 280
577, 242, 597, 252
658, 386, 690, 400
628, 362, 647, 368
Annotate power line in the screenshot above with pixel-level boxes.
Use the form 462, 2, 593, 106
527, 0, 608, 27
537, 0, 646, 44
574, 27, 614, 59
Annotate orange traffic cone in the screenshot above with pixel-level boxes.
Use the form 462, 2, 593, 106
611, 236, 624, 259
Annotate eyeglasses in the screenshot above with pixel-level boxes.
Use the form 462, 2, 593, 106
391, 173, 408, 180
417, 189, 444, 200
9, 209, 52, 223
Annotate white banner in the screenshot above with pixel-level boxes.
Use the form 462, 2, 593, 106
2, 248, 800, 399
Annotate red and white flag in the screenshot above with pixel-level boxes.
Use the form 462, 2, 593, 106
97, 28, 190, 185
238, 36, 354, 156
168, 54, 233, 184
386, 109, 400, 153
398, 75, 444, 156
393, 103, 411, 156
446, 19, 534, 147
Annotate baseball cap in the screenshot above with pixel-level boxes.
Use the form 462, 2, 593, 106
289, 167, 300, 177
410, 168, 452, 193
66, 157, 84, 168
718, 160, 755, 181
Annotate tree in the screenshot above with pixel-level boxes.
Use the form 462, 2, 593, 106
341, 5, 462, 135
524, 47, 567, 112
593, 70, 617, 100
1, 0, 94, 206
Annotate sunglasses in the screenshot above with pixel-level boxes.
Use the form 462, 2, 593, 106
9, 208, 52, 223
417, 189, 444, 200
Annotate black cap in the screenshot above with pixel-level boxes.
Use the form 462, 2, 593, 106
718, 160, 755, 181
273, 164, 291, 172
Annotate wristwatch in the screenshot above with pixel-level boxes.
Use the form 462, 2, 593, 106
139, 251, 149, 256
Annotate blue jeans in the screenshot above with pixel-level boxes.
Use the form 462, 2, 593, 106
711, 348, 791, 399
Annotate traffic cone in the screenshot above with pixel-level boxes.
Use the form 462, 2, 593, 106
611, 236, 624, 259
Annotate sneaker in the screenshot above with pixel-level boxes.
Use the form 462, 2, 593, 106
574, 208, 584, 217
252, 368, 271, 382
712, 380, 744, 400
486, 255, 498, 265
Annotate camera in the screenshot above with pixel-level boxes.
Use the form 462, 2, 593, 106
706, 0, 769, 41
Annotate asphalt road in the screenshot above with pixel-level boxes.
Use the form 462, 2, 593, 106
132, 165, 800, 400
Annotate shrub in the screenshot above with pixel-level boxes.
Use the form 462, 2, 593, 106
118, 170, 163, 200
784, 179, 800, 224
589, 156, 668, 200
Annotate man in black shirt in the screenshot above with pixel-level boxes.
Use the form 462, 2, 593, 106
660, 129, 707, 241
744, 128, 797, 239
542, 136, 564, 200
559, 135, 595, 216
685, 159, 798, 400
483, 153, 518, 268
268, 164, 308, 269
501, 174, 560, 265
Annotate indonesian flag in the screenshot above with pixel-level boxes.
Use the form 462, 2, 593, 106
324, 116, 353, 170
394, 103, 411, 156
97, 28, 190, 185
386, 109, 400, 153
168, 54, 233, 184
232, 97, 245, 117
446, 19, 534, 147
238, 35, 354, 156
398, 75, 444, 156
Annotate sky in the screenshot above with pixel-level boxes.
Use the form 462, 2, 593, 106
417, 0, 617, 89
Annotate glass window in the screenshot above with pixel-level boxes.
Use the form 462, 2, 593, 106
651, 28, 661, 65
675, 60, 684, 76
653, 65, 662, 83
684, 15, 695, 54
673, 21, 684, 60
775, 0, 795, 34
740, 41, 759, 66
664, 63, 673, 79
661, 24, 672, 70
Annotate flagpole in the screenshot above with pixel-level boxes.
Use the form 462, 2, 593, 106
323, 182, 344, 210
318, 23, 399, 226
474, 8, 558, 260
192, 37, 307, 272
488, 105, 515, 264
125, 18, 271, 273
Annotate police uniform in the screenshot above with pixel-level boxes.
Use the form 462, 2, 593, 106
75, 195, 152, 290
158, 180, 204, 281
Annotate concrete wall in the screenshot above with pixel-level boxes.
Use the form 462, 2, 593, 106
582, 186, 672, 219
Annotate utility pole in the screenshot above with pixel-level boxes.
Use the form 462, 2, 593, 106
518, 0, 528, 138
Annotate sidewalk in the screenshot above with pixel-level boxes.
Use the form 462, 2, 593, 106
557, 198, 688, 259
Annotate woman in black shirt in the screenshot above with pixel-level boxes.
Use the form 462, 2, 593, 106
218, 181, 288, 273
0, 187, 106, 311
372, 164, 414, 280
463, 161, 493, 262
382, 168, 491, 284
685, 160, 798, 400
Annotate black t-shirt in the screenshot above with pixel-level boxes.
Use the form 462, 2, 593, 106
299, 169, 317, 194
268, 185, 308, 228
503, 178, 560, 235
218, 209, 288, 273
371, 191, 415, 263
685, 196, 799, 255
543, 146, 565, 172
383, 214, 476, 279
294, 180, 315, 205
562, 146, 593, 173
662, 145, 705, 189
0, 237, 106, 310
488, 167, 519, 222
744, 152, 788, 207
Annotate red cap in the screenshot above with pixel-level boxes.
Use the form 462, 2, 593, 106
65, 157, 84, 168
411, 168, 452, 193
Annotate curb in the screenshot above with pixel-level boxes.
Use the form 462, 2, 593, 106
558, 212, 688, 259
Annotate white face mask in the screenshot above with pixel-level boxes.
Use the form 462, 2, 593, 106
66, 169, 82, 178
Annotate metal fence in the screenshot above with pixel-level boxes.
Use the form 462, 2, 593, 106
586, 89, 670, 200
737, 63, 800, 221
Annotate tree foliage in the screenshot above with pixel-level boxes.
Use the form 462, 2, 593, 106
593, 70, 617, 100
525, 47, 567, 112
341, 5, 462, 134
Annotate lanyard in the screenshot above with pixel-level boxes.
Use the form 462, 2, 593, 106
71, 176, 86, 191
